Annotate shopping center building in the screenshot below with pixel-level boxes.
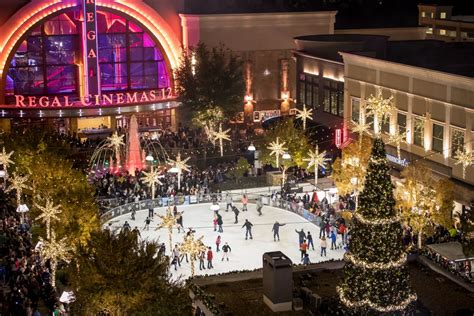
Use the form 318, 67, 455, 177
0, 0, 336, 134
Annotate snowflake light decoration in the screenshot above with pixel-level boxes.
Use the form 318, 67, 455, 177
167, 153, 191, 190
34, 198, 62, 240
178, 233, 207, 277
351, 121, 370, 149
39, 231, 72, 288
156, 207, 177, 251
212, 124, 231, 157
454, 149, 473, 178
267, 137, 287, 168
365, 89, 395, 135
388, 129, 407, 160
5, 172, 30, 208
142, 169, 162, 199
304, 145, 330, 185
0, 147, 14, 172
295, 104, 313, 130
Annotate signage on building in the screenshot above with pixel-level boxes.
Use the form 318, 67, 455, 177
386, 154, 409, 167
11, 88, 175, 108
335, 129, 342, 148
83, 0, 100, 96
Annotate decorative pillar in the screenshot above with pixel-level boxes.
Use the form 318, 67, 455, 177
280, 59, 290, 116
443, 105, 451, 159
424, 111, 432, 151
244, 60, 254, 124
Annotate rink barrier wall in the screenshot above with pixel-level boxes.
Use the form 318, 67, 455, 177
100, 193, 319, 227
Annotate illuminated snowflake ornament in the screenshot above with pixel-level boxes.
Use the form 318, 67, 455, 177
212, 124, 231, 157
303, 145, 330, 185
141, 169, 162, 199
178, 233, 207, 277
34, 198, 62, 240
295, 104, 313, 130
454, 149, 473, 178
267, 137, 287, 168
157, 207, 178, 251
167, 153, 191, 190
5, 172, 30, 208
388, 129, 406, 160
0, 147, 14, 172
351, 121, 370, 149
39, 231, 72, 288
365, 89, 395, 135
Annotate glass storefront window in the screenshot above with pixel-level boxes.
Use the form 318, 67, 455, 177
397, 113, 407, 140
432, 123, 444, 153
351, 98, 360, 123
451, 129, 464, 157
413, 117, 424, 147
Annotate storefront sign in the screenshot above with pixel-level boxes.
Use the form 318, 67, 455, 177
83, 0, 100, 96
13, 88, 174, 108
386, 154, 409, 167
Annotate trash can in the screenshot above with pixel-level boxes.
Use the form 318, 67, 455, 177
262, 251, 293, 312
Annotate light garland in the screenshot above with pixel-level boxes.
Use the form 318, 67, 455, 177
344, 252, 407, 270
353, 212, 400, 225
365, 89, 395, 135
454, 149, 473, 178
34, 198, 62, 240
0, 147, 14, 172
5, 172, 30, 208
337, 286, 417, 313
295, 104, 313, 130
267, 137, 287, 168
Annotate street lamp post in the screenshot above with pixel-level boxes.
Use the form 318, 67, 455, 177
145, 154, 155, 198
281, 152, 291, 190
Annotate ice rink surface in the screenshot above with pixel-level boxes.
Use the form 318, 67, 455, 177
107, 203, 345, 279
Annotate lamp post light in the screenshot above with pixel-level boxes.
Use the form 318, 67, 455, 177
247, 143, 256, 151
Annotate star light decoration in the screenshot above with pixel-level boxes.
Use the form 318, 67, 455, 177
211, 124, 231, 157
178, 232, 207, 277
267, 137, 287, 168
303, 145, 330, 186
5, 172, 30, 208
34, 198, 62, 240
295, 104, 313, 130
39, 231, 72, 288
141, 169, 162, 199
351, 121, 370, 149
0, 147, 14, 173
388, 129, 407, 160
204, 125, 217, 146
365, 89, 395, 135
454, 149, 473, 178
156, 207, 177, 251
167, 153, 191, 191
106, 132, 125, 166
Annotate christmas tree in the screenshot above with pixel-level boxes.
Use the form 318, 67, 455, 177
338, 137, 416, 313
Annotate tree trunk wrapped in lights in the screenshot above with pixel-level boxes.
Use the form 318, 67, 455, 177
338, 138, 416, 313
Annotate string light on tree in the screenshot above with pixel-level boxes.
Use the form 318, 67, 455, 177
178, 232, 207, 277
141, 169, 162, 199
167, 153, 190, 191
303, 145, 329, 186
156, 206, 177, 251
267, 137, 287, 168
34, 198, 62, 240
454, 149, 473, 178
388, 129, 406, 160
212, 124, 231, 157
5, 172, 30, 208
0, 147, 14, 173
365, 88, 395, 135
39, 231, 72, 288
295, 104, 313, 130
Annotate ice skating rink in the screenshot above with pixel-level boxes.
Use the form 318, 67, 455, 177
106, 203, 345, 279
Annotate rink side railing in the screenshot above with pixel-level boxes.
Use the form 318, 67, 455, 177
100, 192, 320, 227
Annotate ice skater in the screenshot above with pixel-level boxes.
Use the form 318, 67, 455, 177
173, 244, 181, 266
272, 221, 286, 241
242, 194, 248, 211
171, 255, 179, 271
295, 228, 306, 246
143, 217, 153, 231
199, 250, 206, 270
256, 197, 263, 216
213, 216, 218, 232
207, 247, 214, 269
226, 193, 233, 212
302, 253, 311, 266
300, 239, 308, 259
320, 236, 327, 257
148, 206, 154, 218
232, 206, 240, 224
307, 231, 314, 250
217, 212, 223, 233
130, 209, 136, 220
122, 221, 131, 233
221, 242, 231, 261
330, 230, 337, 250
242, 219, 253, 240
216, 235, 221, 252
176, 212, 184, 233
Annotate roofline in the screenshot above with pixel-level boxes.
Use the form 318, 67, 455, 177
179, 11, 338, 20
292, 50, 344, 65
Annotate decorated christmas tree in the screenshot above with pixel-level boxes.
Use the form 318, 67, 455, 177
338, 137, 417, 313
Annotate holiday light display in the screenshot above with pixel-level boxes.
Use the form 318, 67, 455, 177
34, 198, 62, 240
178, 232, 207, 277
454, 149, 473, 178
39, 231, 72, 288
141, 169, 162, 199
338, 138, 416, 313
156, 207, 177, 251
351, 122, 370, 150
388, 129, 406, 160
295, 104, 313, 130
303, 145, 329, 186
267, 137, 287, 168
0, 147, 14, 172
106, 131, 125, 167
5, 172, 30, 208
167, 153, 190, 190
365, 89, 395, 135
212, 124, 231, 157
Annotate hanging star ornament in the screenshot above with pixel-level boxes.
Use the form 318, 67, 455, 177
304, 145, 330, 185
106, 132, 125, 150
295, 104, 313, 130
365, 88, 395, 135
178, 233, 207, 277
204, 125, 217, 146
5, 172, 30, 208
267, 137, 287, 168
168, 153, 191, 173
39, 231, 72, 288
212, 124, 231, 157
454, 149, 473, 178
351, 121, 371, 149
34, 198, 62, 240
388, 129, 407, 160
0, 147, 14, 172
142, 169, 163, 187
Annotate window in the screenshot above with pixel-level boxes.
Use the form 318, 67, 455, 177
397, 113, 407, 140
432, 123, 444, 153
366, 114, 374, 130
413, 117, 424, 147
299, 74, 305, 105
431, 12, 434, 18
321, 78, 344, 117
426, 27, 433, 34
351, 98, 360, 123
440, 12, 447, 19
451, 129, 465, 157
305, 77, 312, 107
298, 73, 319, 108
312, 85, 319, 108
440, 29, 447, 35
421, 11, 426, 18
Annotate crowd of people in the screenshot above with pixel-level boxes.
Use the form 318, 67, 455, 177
0, 197, 65, 316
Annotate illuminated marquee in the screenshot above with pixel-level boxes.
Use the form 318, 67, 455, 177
83, 0, 100, 96
13, 88, 174, 108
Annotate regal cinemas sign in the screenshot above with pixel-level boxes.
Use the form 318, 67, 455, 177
13, 89, 175, 108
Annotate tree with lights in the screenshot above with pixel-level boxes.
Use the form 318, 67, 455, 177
395, 162, 454, 249
338, 138, 417, 313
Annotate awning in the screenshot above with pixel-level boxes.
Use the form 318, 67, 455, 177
426, 242, 474, 262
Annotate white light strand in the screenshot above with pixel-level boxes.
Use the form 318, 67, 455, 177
344, 252, 407, 270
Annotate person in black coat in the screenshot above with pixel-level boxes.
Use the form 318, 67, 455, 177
272, 221, 286, 241
232, 206, 240, 224
295, 228, 306, 245
217, 213, 223, 233
242, 219, 253, 240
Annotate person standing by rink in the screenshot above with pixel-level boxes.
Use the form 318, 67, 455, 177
256, 197, 263, 216
173, 244, 181, 267
241, 194, 248, 211
225, 193, 233, 212
148, 206, 154, 218
232, 206, 240, 224
215, 235, 221, 252
320, 236, 327, 257
130, 209, 136, 221
221, 242, 232, 261
207, 247, 214, 269
143, 217, 153, 231
199, 250, 206, 270
272, 221, 286, 241
242, 219, 253, 240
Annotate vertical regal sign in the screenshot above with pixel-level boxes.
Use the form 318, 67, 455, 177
83, 0, 100, 97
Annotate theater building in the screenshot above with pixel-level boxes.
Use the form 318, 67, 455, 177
0, 0, 336, 134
